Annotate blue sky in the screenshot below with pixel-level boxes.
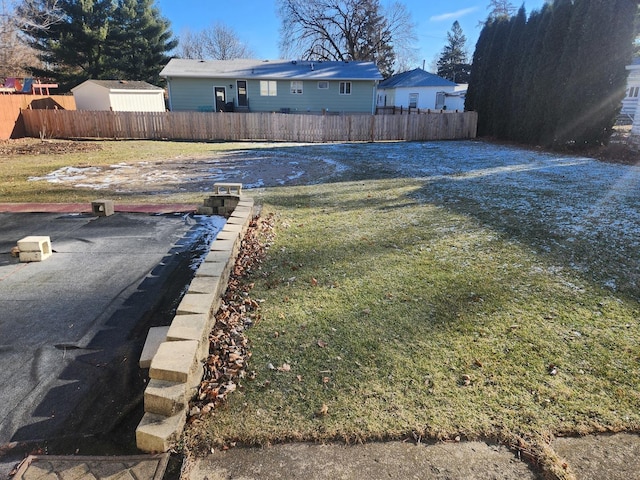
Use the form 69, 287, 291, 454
156, 0, 546, 70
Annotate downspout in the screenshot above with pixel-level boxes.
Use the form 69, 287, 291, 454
372, 80, 378, 114
166, 78, 173, 111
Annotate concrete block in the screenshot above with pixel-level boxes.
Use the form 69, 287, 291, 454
91, 199, 114, 217
195, 261, 227, 278
196, 206, 214, 215
210, 238, 238, 253
144, 379, 191, 416
187, 276, 222, 296
149, 340, 199, 384
139, 326, 170, 368
221, 223, 244, 235
167, 314, 211, 360
17, 235, 52, 253
136, 410, 186, 453
204, 250, 231, 264
215, 230, 241, 241
19, 251, 51, 263
230, 209, 251, 222
237, 197, 254, 208
176, 292, 217, 315
213, 182, 242, 195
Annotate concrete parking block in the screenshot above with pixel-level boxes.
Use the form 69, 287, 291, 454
175, 292, 217, 315
139, 326, 170, 369
149, 340, 199, 384
144, 379, 191, 417
136, 410, 186, 453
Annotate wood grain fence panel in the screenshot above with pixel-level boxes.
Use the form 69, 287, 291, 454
21, 110, 477, 142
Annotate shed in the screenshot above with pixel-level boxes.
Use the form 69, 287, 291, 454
376, 68, 461, 111
160, 58, 382, 114
71, 80, 166, 112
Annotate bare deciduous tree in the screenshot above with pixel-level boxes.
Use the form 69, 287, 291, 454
14, 0, 65, 33
177, 22, 254, 60
277, 0, 416, 77
0, 0, 41, 78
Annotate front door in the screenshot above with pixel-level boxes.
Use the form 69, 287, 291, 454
214, 87, 226, 112
237, 80, 248, 108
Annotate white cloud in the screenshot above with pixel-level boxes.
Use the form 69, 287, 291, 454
429, 7, 479, 22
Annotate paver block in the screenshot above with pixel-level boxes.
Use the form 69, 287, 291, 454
91, 199, 114, 217
215, 230, 241, 241
210, 238, 238, 254
167, 314, 211, 359
139, 326, 170, 369
136, 410, 186, 453
195, 260, 228, 278
144, 379, 190, 416
187, 276, 222, 296
149, 340, 200, 384
204, 250, 232, 264
237, 197, 254, 208
175, 292, 217, 315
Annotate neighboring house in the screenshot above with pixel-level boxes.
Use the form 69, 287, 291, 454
622, 57, 640, 123
160, 58, 383, 114
71, 80, 166, 112
376, 68, 462, 111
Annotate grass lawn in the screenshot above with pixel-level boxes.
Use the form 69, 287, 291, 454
190, 179, 640, 463
3, 139, 639, 477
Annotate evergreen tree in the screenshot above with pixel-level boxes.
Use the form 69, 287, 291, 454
556, 0, 636, 147
107, 0, 176, 83
436, 21, 471, 83
18, 0, 175, 89
492, 6, 526, 139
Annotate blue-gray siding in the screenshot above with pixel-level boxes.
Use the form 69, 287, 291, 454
166, 77, 376, 113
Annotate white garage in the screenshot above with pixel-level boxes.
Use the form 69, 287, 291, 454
72, 80, 166, 112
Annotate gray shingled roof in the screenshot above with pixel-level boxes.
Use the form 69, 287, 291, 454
378, 68, 456, 89
160, 59, 383, 81
81, 80, 163, 91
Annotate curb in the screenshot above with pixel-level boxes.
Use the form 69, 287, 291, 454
135, 196, 255, 453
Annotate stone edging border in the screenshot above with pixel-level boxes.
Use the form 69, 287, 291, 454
135, 196, 255, 452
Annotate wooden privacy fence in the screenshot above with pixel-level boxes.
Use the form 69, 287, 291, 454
22, 110, 477, 142
0, 95, 75, 139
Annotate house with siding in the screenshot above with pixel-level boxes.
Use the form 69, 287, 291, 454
376, 68, 462, 111
622, 57, 640, 123
71, 80, 166, 112
160, 58, 382, 114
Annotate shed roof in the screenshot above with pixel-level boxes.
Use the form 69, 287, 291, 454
72, 80, 163, 92
378, 68, 457, 89
160, 59, 383, 81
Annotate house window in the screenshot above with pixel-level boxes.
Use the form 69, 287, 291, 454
409, 93, 418, 109
435, 92, 445, 109
317, 81, 329, 89
290, 81, 303, 94
339, 81, 351, 95
260, 80, 277, 96
627, 86, 639, 98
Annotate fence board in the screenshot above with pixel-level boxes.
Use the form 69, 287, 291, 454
21, 110, 477, 143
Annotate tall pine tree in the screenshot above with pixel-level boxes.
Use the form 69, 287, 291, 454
19, 0, 175, 89
436, 21, 471, 83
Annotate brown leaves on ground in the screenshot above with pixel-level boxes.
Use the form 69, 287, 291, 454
188, 213, 275, 421
0, 138, 101, 156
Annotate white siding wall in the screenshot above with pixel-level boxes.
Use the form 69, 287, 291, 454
622, 67, 640, 119
379, 86, 456, 110
109, 92, 165, 112
73, 83, 112, 111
